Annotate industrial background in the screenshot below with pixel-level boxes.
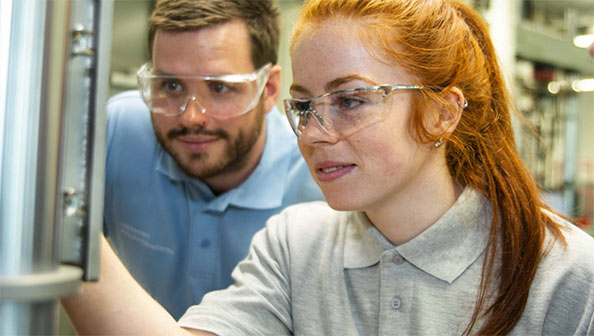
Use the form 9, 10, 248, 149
0, 0, 593, 335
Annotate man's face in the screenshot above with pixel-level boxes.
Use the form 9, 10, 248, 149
150, 21, 268, 192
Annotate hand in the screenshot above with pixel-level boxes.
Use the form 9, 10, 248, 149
589, 42, 594, 58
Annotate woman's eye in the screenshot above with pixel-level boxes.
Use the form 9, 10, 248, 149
294, 101, 310, 113
337, 96, 364, 109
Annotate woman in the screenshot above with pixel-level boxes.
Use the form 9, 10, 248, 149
176, 0, 594, 334
64, 0, 594, 335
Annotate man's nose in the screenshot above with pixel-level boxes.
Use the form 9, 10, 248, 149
179, 96, 209, 127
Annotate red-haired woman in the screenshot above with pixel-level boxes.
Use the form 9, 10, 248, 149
64, 1, 594, 335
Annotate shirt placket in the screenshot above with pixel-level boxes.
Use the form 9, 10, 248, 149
378, 250, 414, 334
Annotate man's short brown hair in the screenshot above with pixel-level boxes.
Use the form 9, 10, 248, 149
148, 0, 280, 69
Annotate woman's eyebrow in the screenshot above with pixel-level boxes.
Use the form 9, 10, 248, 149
324, 75, 377, 92
289, 83, 311, 96
290, 74, 378, 96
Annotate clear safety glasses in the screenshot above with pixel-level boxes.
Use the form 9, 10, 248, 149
284, 84, 424, 139
137, 63, 271, 119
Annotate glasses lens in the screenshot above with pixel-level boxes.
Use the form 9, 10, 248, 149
284, 99, 308, 137
138, 64, 270, 118
324, 88, 386, 132
285, 87, 391, 138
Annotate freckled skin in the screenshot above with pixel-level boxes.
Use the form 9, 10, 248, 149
290, 19, 463, 244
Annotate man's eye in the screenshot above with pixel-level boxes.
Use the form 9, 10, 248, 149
208, 81, 232, 94
160, 79, 184, 93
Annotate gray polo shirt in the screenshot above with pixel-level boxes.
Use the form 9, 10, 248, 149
179, 188, 594, 335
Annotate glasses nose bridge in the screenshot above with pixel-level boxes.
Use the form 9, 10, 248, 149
300, 103, 323, 129
179, 95, 207, 116
298, 102, 338, 142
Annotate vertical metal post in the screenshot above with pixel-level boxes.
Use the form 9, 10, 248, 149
487, 0, 521, 140
0, 0, 113, 334
0, 0, 81, 334
564, 96, 578, 215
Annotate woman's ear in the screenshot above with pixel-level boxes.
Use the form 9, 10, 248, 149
431, 86, 465, 136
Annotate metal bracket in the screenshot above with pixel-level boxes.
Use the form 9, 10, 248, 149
0, 265, 83, 301
63, 186, 87, 218
71, 23, 95, 57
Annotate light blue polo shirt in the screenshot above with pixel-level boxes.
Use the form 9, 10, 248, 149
103, 90, 323, 319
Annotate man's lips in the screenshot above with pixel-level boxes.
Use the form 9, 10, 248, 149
175, 136, 221, 151
315, 161, 356, 182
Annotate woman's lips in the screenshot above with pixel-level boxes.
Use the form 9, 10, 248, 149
315, 162, 356, 182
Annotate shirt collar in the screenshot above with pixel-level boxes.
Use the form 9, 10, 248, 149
343, 212, 388, 268
343, 187, 492, 284
155, 108, 297, 212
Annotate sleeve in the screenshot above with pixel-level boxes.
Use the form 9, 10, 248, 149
177, 213, 294, 335
102, 90, 147, 237
103, 95, 118, 237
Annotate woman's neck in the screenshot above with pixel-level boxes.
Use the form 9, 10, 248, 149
365, 170, 462, 246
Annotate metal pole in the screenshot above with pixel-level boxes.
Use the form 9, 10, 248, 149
0, 0, 82, 334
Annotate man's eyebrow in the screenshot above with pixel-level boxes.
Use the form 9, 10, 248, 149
151, 68, 171, 76
151, 67, 234, 78
289, 74, 378, 97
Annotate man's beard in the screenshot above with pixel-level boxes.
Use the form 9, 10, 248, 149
153, 103, 265, 180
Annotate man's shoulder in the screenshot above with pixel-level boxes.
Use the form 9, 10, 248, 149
106, 90, 154, 140
106, 90, 149, 120
107, 90, 144, 106
263, 109, 304, 164
265, 108, 297, 143
105, 90, 159, 167
257, 113, 324, 205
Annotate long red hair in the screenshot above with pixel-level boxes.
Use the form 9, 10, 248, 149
291, 0, 566, 334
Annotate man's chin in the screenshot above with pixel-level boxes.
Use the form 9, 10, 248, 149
175, 155, 219, 179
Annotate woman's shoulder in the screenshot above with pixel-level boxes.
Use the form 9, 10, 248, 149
544, 210, 594, 259
539, 210, 594, 282
524, 211, 594, 333
265, 201, 365, 247
272, 201, 350, 230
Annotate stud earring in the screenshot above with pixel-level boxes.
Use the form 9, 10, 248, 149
461, 99, 468, 109
435, 138, 443, 148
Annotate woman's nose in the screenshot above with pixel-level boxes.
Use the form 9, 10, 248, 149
298, 111, 339, 146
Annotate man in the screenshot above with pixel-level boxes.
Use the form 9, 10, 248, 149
103, 0, 322, 319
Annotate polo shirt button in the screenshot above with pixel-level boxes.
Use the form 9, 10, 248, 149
200, 239, 211, 248
391, 296, 402, 310
392, 255, 405, 265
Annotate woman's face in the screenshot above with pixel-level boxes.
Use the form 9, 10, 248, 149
290, 20, 448, 212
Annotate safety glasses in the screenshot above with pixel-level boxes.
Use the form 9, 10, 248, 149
137, 63, 271, 119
